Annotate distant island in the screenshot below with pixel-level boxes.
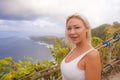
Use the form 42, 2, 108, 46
30, 36, 62, 45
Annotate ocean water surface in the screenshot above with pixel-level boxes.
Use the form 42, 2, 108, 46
0, 31, 53, 62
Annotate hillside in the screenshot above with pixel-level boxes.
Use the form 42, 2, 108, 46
30, 36, 62, 44
92, 21, 120, 40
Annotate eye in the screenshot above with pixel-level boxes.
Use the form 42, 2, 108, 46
67, 27, 71, 30
75, 26, 80, 29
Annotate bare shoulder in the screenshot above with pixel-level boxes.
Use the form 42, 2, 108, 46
85, 49, 100, 61
85, 49, 101, 80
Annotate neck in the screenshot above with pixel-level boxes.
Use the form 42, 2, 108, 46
76, 39, 92, 50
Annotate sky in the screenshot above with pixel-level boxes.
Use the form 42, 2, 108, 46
0, 0, 120, 36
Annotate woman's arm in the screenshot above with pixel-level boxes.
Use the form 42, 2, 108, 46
85, 50, 101, 80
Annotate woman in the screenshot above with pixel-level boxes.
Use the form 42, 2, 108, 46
60, 14, 101, 80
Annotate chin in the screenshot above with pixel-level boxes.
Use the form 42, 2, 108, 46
72, 40, 82, 44
72, 41, 79, 44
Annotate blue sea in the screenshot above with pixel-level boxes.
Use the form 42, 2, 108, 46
0, 31, 53, 62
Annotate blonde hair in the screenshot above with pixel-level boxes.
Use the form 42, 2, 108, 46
64, 13, 92, 49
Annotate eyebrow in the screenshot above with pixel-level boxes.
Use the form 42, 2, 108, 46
72, 24, 81, 27
66, 23, 82, 28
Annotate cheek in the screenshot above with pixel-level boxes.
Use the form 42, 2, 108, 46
66, 30, 70, 35
76, 29, 83, 34
66, 31, 70, 37
78, 28, 87, 34
77, 29, 87, 39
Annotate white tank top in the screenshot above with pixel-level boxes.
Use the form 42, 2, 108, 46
60, 48, 94, 80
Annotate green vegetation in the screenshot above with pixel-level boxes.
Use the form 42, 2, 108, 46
0, 38, 68, 80
92, 21, 120, 40
0, 22, 120, 80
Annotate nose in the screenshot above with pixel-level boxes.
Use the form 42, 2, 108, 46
70, 28, 76, 34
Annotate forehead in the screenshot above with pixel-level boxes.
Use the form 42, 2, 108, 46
67, 18, 84, 26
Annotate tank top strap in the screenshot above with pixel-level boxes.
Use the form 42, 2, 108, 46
81, 48, 94, 58
75, 48, 94, 63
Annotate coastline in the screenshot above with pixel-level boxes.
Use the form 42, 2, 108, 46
36, 41, 53, 49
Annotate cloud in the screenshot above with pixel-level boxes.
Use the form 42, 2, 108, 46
1, 0, 119, 20
0, 0, 120, 35
0, 0, 67, 20
0, 18, 65, 35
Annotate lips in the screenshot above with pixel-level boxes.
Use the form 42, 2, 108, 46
70, 36, 78, 41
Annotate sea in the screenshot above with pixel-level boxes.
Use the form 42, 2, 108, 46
0, 31, 53, 63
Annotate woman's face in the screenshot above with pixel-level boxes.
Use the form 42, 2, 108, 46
66, 18, 88, 44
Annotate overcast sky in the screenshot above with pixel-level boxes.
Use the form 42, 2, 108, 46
0, 0, 120, 36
